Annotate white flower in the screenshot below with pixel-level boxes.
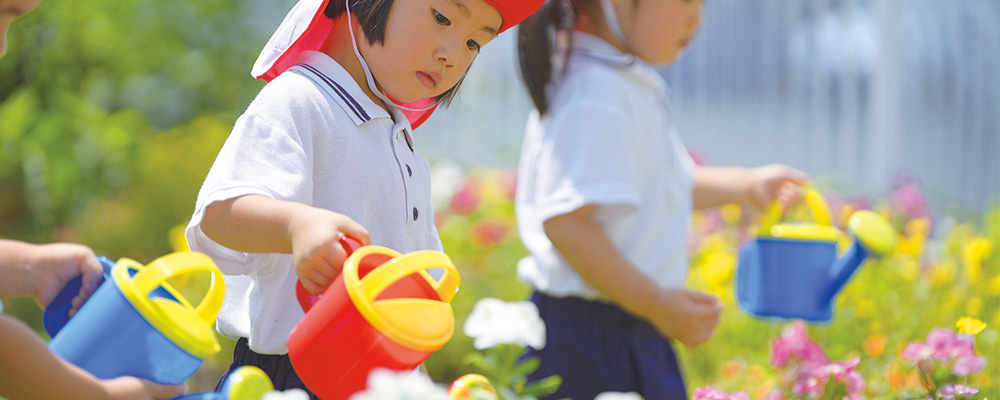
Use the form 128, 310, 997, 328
262, 388, 310, 400
463, 297, 546, 350
430, 159, 465, 208
595, 392, 644, 400
349, 368, 448, 400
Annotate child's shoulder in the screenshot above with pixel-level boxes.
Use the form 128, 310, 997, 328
249, 70, 326, 110
554, 63, 633, 110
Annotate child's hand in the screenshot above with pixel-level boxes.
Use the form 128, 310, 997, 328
646, 288, 721, 349
99, 377, 185, 400
288, 207, 369, 295
23, 242, 104, 309
747, 164, 809, 211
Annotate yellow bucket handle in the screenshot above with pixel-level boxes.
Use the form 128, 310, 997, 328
344, 246, 459, 304
125, 252, 225, 326
759, 186, 832, 235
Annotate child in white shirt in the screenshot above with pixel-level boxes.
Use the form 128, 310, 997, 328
515, 1, 809, 399
186, 0, 543, 396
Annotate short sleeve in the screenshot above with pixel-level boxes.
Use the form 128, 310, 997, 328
186, 112, 313, 276
533, 102, 642, 223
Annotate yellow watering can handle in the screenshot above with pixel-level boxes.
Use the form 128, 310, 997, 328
129, 252, 225, 325
759, 186, 831, 235
346, 247, 459, 304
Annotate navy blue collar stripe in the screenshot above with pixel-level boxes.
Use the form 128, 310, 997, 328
298, 64, 371, 122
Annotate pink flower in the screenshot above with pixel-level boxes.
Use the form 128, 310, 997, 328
449, 178, 481, 216
692, 386, 750, 400
770, 320, 829, 369
952, 354, 986, 376
900, 329, 987, 377
793, 358, 866, 399
937, 384, 979, 400
471, 218, 510, 247
888, 181, 930, 220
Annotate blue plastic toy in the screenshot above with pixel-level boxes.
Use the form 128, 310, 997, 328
735, 188, 898, 322
45, 252, 225, 384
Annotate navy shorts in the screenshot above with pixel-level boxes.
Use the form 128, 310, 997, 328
522, 292, 687, 400
215, 338, 319, 399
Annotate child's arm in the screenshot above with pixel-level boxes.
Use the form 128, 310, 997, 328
200, 194, 370, 295
0, 240, 104, 308
543, 206, 722, 348
693, 164, 809, 210
0, 314, 184, 400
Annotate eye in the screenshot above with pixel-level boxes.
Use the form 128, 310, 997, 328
467, 39, 481, 51
433, 10, 450, 26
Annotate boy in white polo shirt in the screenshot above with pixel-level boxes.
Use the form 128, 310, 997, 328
514, 1, 809, 399
185, 0, 543, 395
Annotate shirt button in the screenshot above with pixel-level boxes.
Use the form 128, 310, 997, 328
406, 164, 412, 177
412, 207, 419, 221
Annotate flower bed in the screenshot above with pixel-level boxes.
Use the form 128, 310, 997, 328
425, 164, 998, 399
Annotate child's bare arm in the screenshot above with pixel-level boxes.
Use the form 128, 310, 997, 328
693, 164, 809, 210
543, 206, 721, 348
201, 194, 370, 294
0, 240, 104, 308
0, 315, 184, 400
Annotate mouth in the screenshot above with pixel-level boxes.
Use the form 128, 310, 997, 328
416, 71, 441, 90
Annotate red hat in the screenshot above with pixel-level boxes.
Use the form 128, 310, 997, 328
252, 0, 543, 129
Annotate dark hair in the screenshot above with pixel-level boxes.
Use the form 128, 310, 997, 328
325, 0, 467, 107
518, 0, 593, 115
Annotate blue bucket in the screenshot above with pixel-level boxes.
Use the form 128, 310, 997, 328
47, 252, 224, 384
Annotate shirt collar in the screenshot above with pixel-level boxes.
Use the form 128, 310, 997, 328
295, 50, 393, 126
568, 32, 668, 93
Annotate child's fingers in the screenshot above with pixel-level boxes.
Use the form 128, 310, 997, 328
79, 252, 105, 297
141, 380, 185, 399
299, 276, 327, 296
339, 220, 371, 246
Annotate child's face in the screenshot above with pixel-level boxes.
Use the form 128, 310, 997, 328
0, 0, 41, 58
359, 0, 501, 103
617, 0, 703, 65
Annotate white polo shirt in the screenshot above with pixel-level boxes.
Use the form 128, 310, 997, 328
186, 51, 441, 354
516, 33, 696, 301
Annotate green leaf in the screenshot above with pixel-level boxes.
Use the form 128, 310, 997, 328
517, 375, 562, 397
0, 88, 40, 142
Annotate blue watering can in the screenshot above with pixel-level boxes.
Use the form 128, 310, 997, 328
735, 188, 898, 322
44, 252, 224, 384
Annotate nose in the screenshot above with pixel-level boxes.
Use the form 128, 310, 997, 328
434, 37, 464, 69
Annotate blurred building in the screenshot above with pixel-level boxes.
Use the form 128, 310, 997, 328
418, 0, 999, 213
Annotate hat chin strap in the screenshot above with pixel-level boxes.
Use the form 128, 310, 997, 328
345, 0, 437, 112
601, 0, 630, 52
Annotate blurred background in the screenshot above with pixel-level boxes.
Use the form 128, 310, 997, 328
1, 0, 997, 396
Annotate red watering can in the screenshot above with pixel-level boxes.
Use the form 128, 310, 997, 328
288, 238, 460, 399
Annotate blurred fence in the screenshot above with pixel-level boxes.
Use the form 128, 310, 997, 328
418, 0, 1000, 213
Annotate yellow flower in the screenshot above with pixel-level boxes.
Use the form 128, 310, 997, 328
896, 218, 929, 257
169, 223, 189, 252
855, 299, 875, 319
963, 237, 993, 281
992, 275, 1000, 296
956, 316, 987, 335
720, 204, 742, 226
701, 251, 736, 286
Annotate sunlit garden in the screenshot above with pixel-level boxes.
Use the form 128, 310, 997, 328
1, 0, 998, 399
